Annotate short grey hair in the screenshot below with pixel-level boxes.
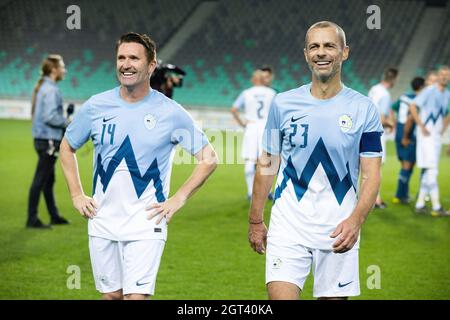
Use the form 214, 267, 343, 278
305, 21, 347, 49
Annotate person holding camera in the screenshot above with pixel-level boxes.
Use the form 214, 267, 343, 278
27, 54, 71, 228
150, 60, 186, 98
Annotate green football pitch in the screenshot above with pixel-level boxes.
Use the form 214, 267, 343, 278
0, 119, 449, 300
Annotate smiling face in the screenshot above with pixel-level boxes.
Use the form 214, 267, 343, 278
304, 26, 349, 83
116, 42, 156, 89
437, 67, 450, 87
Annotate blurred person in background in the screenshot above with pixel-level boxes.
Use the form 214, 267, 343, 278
368, 67, 398, 209
425, 70, 438, 87
27, 54, 70, 228
391, 77, 425, 204
259, 65, 275, 88
409, 65, 450, 217
231, 70, 276, 201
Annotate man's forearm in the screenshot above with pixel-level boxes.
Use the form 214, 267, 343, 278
380, 114, 392, 128
351, 160, 381, 224
249, 171, 274, 222
402, 115, 414, 140
249, 155, 278, 223
230, 108, 245, 127
173, 148, 218, 202
409, 103, 423, 127
442, 115, 450, 134
60, 138, 85, 198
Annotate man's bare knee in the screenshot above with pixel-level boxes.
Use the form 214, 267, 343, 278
102, 289, 123, 300
267, 281, 300, 300
123, 293, 149, 300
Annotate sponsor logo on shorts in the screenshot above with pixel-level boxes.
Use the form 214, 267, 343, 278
136, 280, 152, 287
338, 281, 353, 288
272, 258, 282, 269
154, 228, 162, 233
99, 275, 109, 285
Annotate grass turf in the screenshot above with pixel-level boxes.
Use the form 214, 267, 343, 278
0, 119, 449, 299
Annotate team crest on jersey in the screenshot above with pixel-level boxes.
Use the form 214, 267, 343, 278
144, 114, 157, 130
338, 114, 353, 132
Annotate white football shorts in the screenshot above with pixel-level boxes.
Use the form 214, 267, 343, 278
416, 131, 441, 169
89, 236, 165, 295
266, 238, 360, 298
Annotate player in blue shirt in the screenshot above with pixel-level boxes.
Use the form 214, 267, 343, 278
248, 21, 382, 300
408, 65, 449, 216
60, 33, 218, 300
391, 77, 425, 204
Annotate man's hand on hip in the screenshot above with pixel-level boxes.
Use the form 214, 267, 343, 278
146, 195, 186, 225
330, 215, 363, 253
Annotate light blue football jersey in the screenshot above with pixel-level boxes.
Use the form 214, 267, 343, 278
414, 84, 449, 133
65, 87, 209, 241
262, 83, 383, 250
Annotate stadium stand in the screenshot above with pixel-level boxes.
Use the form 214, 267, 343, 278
418, 3, 450, 73
0, 0, 447, 108
172, 0, 425, 106
0, 0, 201, 99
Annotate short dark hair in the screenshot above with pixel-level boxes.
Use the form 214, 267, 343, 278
411, 77, 425, 91
383, 67, 399, 82
116, 32, 156, 63
259, 65, 273, 74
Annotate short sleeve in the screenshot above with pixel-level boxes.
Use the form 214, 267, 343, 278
171, 104, 209, 155
360, 102, 383, 157
64, 102, 92, 150
262, 97, 282, 155
232, 92, 245, 111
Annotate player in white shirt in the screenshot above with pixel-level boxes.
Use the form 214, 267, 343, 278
248, 21, 382, 300
60, 33, 218, 300
408, 65, 450, 217
259, 64, 275, 88
368, 67, 398, 209
231, 70, 276, 200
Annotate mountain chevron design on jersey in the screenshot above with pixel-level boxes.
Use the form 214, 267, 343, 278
274, 138, 356, 205
93, 135, 165, 201
424, 108, 446, 126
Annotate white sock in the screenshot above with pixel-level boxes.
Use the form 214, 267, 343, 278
416, 189, 427, 209
428, 169, 441, 210
245, 161, 256, 197
416, 170, 428, 208
430, 188, 441, 211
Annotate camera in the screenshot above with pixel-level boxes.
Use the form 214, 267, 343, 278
66, 103, 74, 117
150, 60, 186, 98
